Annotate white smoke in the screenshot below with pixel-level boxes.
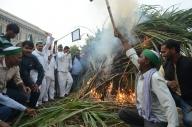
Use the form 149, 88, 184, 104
85, 0, 139, 73
92, 0, 139, 44
111, 0, 139, 44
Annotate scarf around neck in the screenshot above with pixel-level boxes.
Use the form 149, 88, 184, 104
137, 68, 160, 123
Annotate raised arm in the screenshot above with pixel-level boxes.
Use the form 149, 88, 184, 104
114, 29, 132, 51
43, 35, 54, 54
114, 29, 139, 69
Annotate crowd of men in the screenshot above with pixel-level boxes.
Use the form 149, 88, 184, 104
0, 23, 84, 127
0, 23, 192, 127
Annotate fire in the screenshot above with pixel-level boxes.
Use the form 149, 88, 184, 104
89, 82, 135, 104
115, 89, 135, 104
107, 82, 113, 95
90, 88, 102, 101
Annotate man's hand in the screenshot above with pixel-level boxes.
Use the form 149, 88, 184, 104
114, 29, 132, 50
31, 84, 39, 92
167, 80, 178, 92
25, 108, 37, 117
18, 83, 31, 94
25, 87, 31, 94
0, 121, 10, 127
114, 29, 123, 39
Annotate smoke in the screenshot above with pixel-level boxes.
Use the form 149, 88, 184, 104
110, 0, 139, 44
82, 27, 121, 74
84, 0, 139, 74
92, 0, 139, 44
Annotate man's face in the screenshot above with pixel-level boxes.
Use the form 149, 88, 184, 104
64, 48, 69, 54
36, 44, 44, 52
22, 45, 34, 56
6, 53, 22, 67
161, 45, 172, 60
137, 53, 150, 71
6, 30, 17, 39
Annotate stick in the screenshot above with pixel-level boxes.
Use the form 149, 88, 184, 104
55, 32, 71, 42
105, 0, 116, 30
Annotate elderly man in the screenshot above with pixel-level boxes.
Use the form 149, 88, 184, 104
114, 30, 179, 127
0, 46, 35, 121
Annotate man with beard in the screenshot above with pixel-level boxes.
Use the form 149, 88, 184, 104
160, 39, 192, 127
31, 36, 53, 105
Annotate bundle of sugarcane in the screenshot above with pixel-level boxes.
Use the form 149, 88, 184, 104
134, 5, 192, 55
78, 5, 192, 100
16, 98, 128, 127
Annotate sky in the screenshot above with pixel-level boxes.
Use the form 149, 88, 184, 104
0, 0, 191, 46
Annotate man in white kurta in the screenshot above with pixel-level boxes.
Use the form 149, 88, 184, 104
46, 54, 56, 100
31, 36, 53, 104
56, 45, 73, 97
114, 30, 178, 127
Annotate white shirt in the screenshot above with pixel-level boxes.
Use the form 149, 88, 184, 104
46, 57, 56, 80
31, 36, 53, 81
56, 52, 72, 73
126, 48, 179, 127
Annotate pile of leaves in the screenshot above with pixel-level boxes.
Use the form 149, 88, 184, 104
16, 98, 128, 127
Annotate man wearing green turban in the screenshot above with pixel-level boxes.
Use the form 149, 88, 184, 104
114, 29, 179, 127
0, 46, 35, 122
142, 49, 160, 68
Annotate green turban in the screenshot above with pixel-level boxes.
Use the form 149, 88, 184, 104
142, 49, 160, 67
0, 46, 22, 56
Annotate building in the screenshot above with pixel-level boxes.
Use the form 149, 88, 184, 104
0, 8, 48, 44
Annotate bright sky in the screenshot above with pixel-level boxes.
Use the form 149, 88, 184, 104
0, 0, 191, 46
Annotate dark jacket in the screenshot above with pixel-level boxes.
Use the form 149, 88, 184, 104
163, 56, 192, 101
0, 35, 12, 49
20, 54, 44, 87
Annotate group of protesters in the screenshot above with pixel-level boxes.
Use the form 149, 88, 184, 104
0, 23, 84, 127
0, 23, 192, 127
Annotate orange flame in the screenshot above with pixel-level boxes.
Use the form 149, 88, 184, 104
90, 88, 102, 101
115, 89, 135, 104
107, 82, 113, 95
89, 82, 135, 104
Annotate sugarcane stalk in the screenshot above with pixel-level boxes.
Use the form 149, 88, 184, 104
104, 0, 116, 31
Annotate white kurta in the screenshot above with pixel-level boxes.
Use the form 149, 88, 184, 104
126, 48, 179, 127
31, 36, 53, 104
46, 57, 56, 100
56, 52, 73, 97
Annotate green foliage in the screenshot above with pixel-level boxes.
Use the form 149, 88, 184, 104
17, 99, 125, 127
70, 45, 80, 57
135, 5, 192, 55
